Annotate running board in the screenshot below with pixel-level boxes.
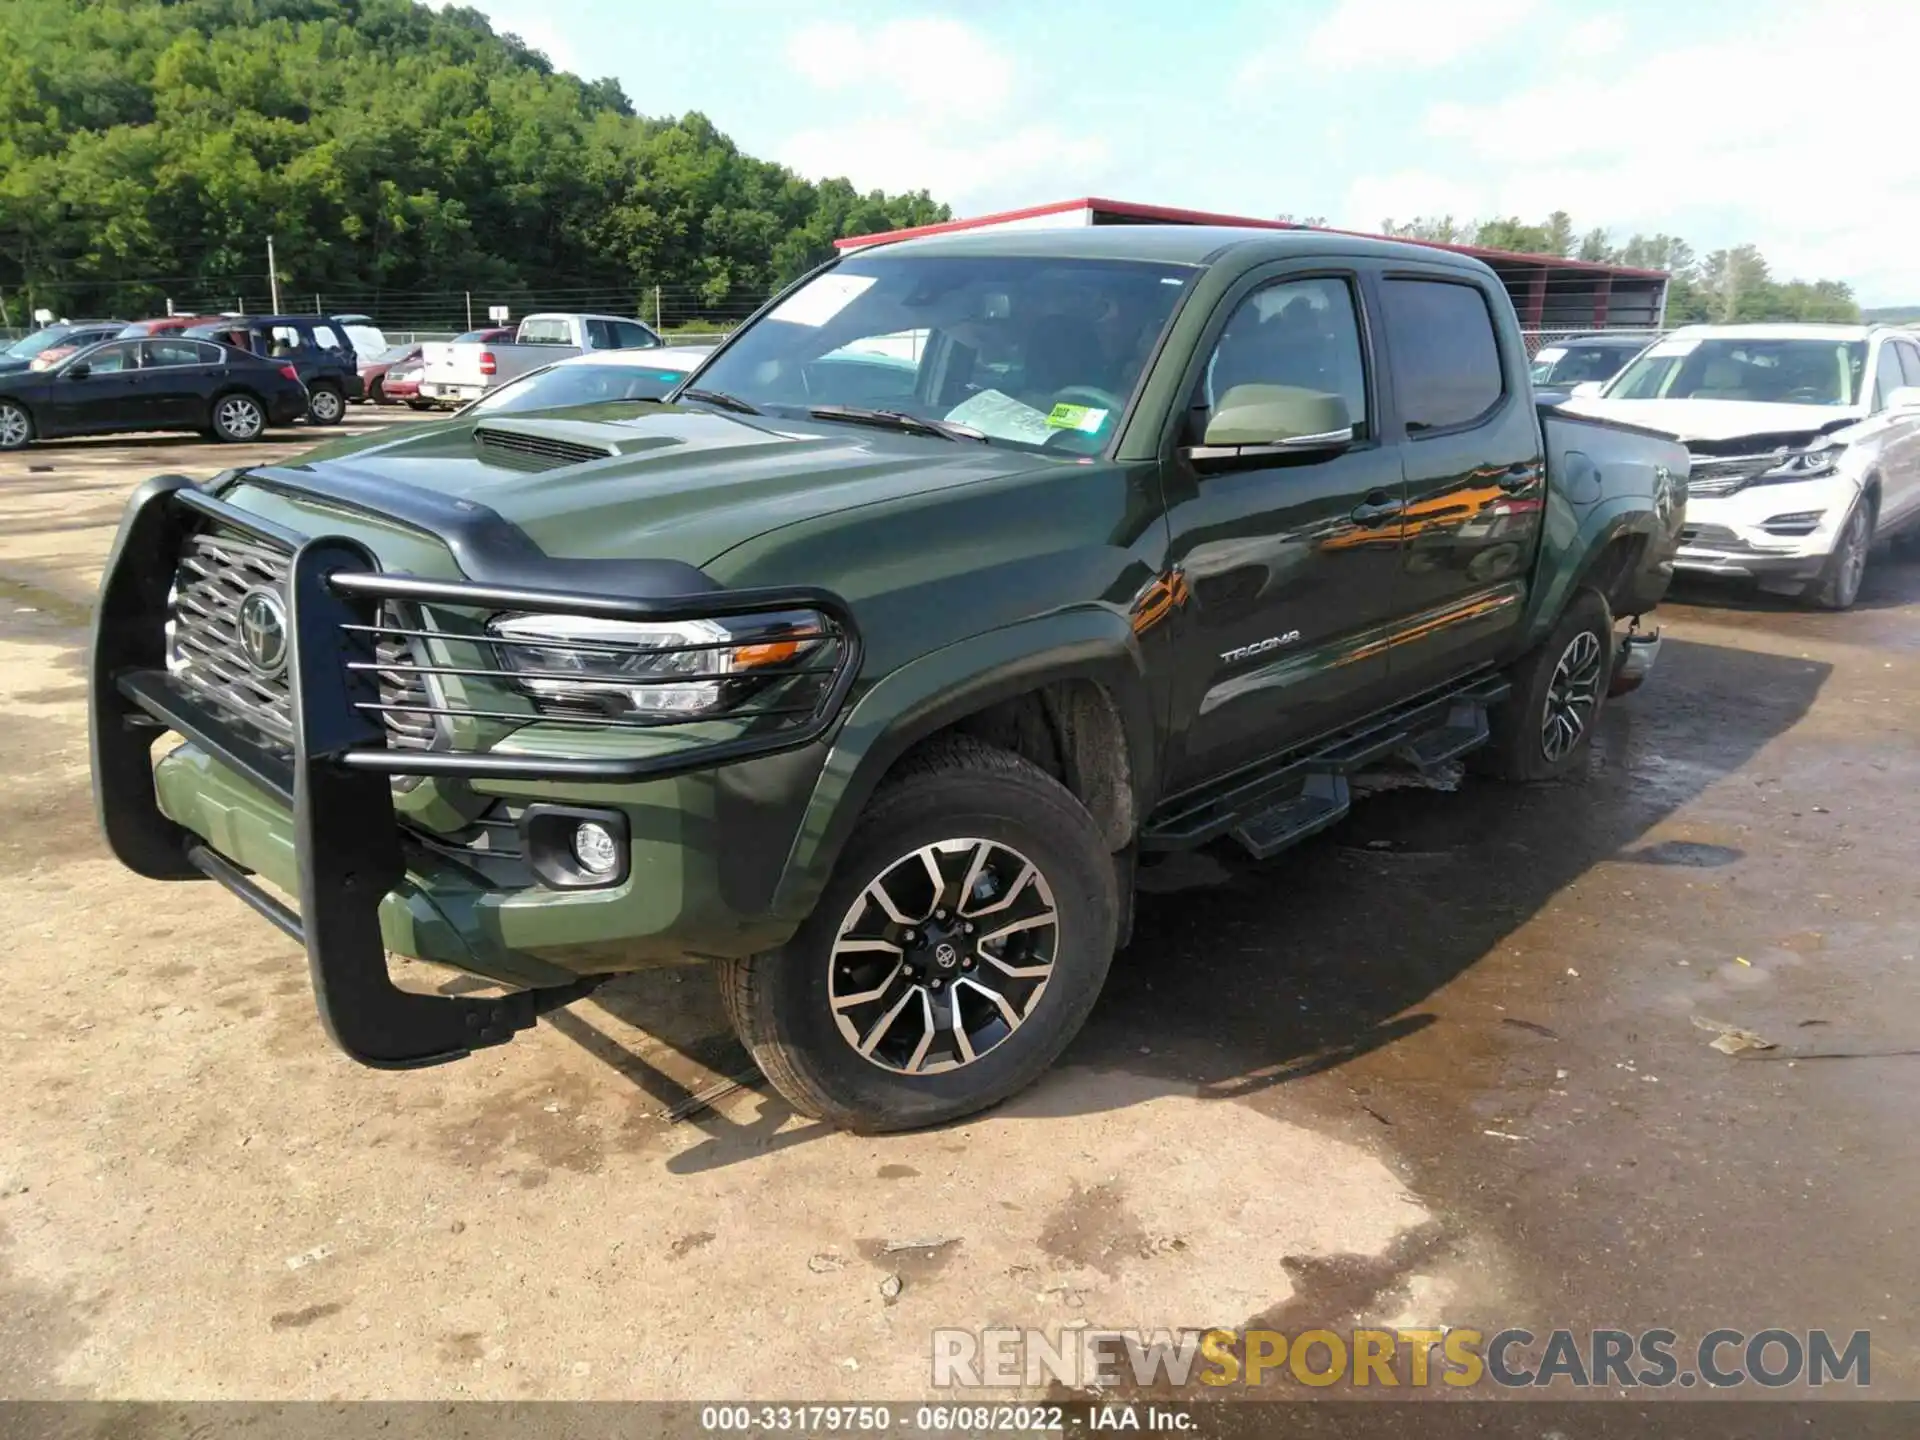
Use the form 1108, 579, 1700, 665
1143, 670, 1510, 856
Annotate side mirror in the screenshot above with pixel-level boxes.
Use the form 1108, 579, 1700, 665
65, 362, 91, 380
1569, 380, 1607, 400
1188, 386, 1354, 464
1885, 386, 1920, 413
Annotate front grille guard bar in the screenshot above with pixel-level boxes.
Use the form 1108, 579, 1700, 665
89, 475, 865, 1069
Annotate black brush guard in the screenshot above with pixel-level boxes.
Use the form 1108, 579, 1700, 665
89, 474, 862, 1069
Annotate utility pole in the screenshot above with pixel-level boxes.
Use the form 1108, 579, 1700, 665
465, 291, 473, 331
655, 284, 662, 332
267, 235, 282, 313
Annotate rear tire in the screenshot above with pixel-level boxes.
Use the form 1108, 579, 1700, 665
209, 392, 266, 443
366, 378, 385, 405
1473, 589, 1613, 782
405, 399, 433, 412
307, 383, 345, 425
1803, 497, 1872, 610
719, 736, 1119, 1133
0, 400, 33, 450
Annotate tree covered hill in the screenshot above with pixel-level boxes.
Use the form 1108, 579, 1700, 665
0, 0, 948, 327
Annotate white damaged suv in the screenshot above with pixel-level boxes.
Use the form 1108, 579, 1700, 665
1564, 324, 1920, 609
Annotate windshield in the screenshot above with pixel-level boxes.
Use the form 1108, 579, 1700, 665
687, 254, 1196, 452
470, 360, 694, 415
1531, 343, 1638, 386
5, 326, 76, 359
1607, 336, 1868, 406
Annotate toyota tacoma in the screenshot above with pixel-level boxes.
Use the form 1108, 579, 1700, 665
91, 226, 1687, 1131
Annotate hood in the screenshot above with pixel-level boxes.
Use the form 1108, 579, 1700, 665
1559, 396, 1861, 448
233, 402, 1055, 568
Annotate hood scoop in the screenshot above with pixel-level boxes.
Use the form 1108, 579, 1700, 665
472, 425, 616, 473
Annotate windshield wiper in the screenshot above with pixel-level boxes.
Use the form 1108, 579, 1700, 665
678, 387, 761, 415
807, 405, 987, 443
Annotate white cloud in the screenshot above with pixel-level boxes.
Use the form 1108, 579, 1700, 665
1282, 0, 1538, 76
1560, 13, 1626, 59
778, 18, 1106, 209
1351, 5, 1920, 302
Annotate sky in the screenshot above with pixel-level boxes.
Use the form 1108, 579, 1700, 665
444, 0, 1920, 305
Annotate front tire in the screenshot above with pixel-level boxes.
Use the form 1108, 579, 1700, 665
719, 736, 1119, 1133
1474, 588, 1613, 782
1804, 497, 1872, 610
209, 392, 266, 443
307, 383, 345, 425
0, 400, 32, 450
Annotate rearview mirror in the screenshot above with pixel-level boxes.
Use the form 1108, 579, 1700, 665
64, 362, 91, 380
1189, 386, 1354, 464
1885, 386, 1920, 413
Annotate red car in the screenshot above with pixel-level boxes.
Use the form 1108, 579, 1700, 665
359, 343, 423, 405
117, 315, 224, 339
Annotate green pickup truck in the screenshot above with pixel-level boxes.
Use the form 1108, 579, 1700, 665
90, 226, 1687, 1131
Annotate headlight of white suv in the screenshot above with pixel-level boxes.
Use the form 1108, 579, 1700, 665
1760, 443, 1845, 482
488, 611, 828, 719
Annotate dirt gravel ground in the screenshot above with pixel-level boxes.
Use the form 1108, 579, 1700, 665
2, 416, 1917, 1402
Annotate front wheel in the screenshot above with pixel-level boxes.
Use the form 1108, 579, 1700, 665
210, 392, 265, 443
1473, 588, 1613, 782
719, 737, 1119, 1132
1804, 499, 1871, 610
0, 400, 32, 450
307, 384, 345, 425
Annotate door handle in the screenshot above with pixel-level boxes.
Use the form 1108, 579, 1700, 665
1349, 493, 1405, 527
1498, 464, 1539, 492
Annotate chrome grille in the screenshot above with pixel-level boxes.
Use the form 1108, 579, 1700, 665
167, 529, 435, 752
1686, 453, 1779, 498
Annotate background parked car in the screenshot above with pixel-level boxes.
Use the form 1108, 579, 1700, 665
117, 315, 224, 340
459, 345, 711, 416
1530, 333, 1650, 403
417, 312, 661, 407
359, 343, 422, 404
182, 314, 363, 423
0, 335, 309, 449
0, 321, 127, 376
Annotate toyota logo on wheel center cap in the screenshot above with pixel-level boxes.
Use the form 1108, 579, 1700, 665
933, 942, 960, 969
237, 588, 290, 678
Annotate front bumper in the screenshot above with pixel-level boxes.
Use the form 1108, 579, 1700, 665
89, 475, 860, 1068
1673, 478, 1853, 582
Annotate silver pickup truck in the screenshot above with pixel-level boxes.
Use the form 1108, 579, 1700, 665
416, 312, 662, 407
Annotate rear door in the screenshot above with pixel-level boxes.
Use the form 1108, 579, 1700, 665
46, 341, 146, 432
1371, 269, 1545, 694
140, 338, 221, 427
1158, 266, 1407, 792
1872, 338, 1920, 525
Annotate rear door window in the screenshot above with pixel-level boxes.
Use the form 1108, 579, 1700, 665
584, 318, 616, 349
613, 321, 658, 349
1380, 278, 1506, 431
144, 339, 215, 368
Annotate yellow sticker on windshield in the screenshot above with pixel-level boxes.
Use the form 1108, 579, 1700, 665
1046, 403, 1109, 433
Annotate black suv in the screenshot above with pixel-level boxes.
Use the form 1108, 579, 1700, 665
183, 315, 364, 424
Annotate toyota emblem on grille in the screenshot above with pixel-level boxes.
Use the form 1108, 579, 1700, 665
237, 588, 290, 678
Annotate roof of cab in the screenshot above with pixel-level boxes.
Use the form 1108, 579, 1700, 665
854, 223, 1493, 273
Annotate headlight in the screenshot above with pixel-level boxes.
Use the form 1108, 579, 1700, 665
488, 610, 828, 719
1760, 444, 1844, 482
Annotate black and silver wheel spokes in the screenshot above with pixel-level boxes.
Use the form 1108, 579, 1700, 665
1541, 628, 1604, 762
828, 838, 1059, 1075
1839, 510, 1869, 603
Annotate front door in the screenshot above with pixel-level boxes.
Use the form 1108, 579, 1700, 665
1159, 270, 1407, 793
1372, 272, 1545, 694
45, 341, 146, 433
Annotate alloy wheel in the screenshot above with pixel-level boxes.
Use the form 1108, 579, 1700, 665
827, 838, 1059, 1076
310, 388, 342, 421
1836, 508, 1869, 606
0, 403, 30, 449
217, 396, 262, 439
1541, 629, 1604, 762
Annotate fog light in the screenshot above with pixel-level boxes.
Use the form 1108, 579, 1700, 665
1761, 510, 1825, 536
572, 821, 621, 877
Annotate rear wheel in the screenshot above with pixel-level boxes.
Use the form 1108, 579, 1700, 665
210, 392, 265, 443
1804, 498, 1871, 610
0, 400, 32, 450
1474, 589, 1613, 782
307, 383, 345, 425
367, 377, 385, 405
719, 737, 1119, 1132
405, 398, 433, 412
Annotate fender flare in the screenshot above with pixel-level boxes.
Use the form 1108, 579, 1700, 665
1523, 499, 1666, 648
769, 606, 1157, 920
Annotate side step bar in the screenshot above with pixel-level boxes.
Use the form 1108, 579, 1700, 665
1143, 669, 1511, 857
